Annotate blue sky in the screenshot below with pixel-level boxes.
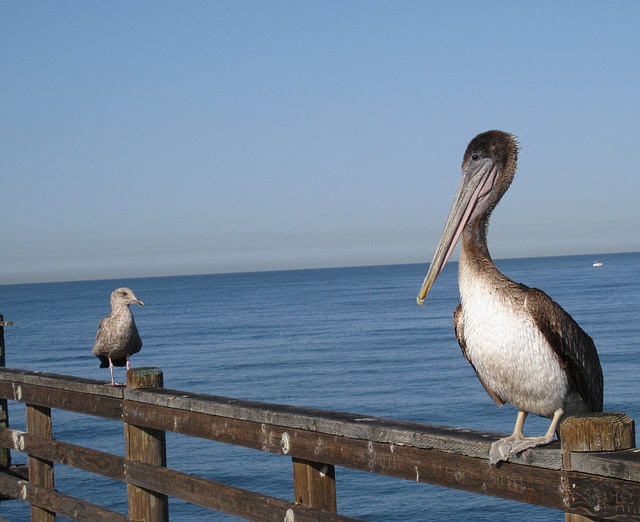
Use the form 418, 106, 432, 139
2, 1, 639, 284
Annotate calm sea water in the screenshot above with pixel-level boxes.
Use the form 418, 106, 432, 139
0, 253, 638, 521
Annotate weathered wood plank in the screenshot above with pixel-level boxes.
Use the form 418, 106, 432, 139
125, 367, 168, 522
122, 400, 569, 510
565, 472, 640, 520
26, 404, 55, 522
0, 380, 123, 420
571, 449, 640, 483
127, 387, 500, 450
0, 369, 564, 467
328, 436, 568, 511
562, 414, 637, 521
0, 464, 28, 501
0, 425, 358, 519
125, 387, 563, 469
0, 368, 124, 398
121, 394, 640, 481
0, 316, 10, 470
122, 399, 640, 517
292, 458, 337, 512
126, 460, 363, 522
0, 315, 8, 367
562, 414, 635, 457
122, 400, 280, 451
0, 367, 638, 520
0, 468, 128, 521
2, 408, 638, 519
0, 426, 125, 481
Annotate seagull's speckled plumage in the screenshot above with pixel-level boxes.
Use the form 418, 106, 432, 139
92, 287, 144, 385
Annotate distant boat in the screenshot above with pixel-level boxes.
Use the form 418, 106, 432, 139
593, 261, 603, 267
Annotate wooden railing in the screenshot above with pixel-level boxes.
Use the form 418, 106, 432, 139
0, 365, 637, 521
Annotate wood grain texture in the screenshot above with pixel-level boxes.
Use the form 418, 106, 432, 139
125, 367, 168, 522
0, 426, 125, 481
26, 404, 55, 522
0, 316, 9, 470
0, 368, 637, 520
0, 469, 128, 521
292, 457, 337, 512
126, 460, 360, 522
562, 413, 636, 521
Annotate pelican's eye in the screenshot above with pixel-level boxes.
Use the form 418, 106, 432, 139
471, 153, 480, 161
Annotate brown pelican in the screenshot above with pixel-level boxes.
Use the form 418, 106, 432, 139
92, 288, 145, 386
417, 130, 603, 464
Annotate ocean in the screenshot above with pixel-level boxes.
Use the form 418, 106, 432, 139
0, 252, 638, 521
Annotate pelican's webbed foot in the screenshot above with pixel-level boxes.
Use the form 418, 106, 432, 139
489, 409, 564, 464
489, 434, 555, 464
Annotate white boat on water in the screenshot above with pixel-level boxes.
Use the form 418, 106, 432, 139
593, 261, 603, 267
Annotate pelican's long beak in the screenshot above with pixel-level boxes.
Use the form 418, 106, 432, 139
417, 158, 498, 305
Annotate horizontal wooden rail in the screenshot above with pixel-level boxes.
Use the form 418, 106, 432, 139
126, 460, 355, 522
0, 426, 358, 522
0, 469, 128, 521
0, 427, 124, 481
0, 367, 638, 520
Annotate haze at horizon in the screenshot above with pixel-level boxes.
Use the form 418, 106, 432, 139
2, 2, 639, 285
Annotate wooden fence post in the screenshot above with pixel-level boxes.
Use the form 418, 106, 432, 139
26, 404, 56, 521
0, 315, 12, 469
292, 457, 337, 512
125, 367, 169, 522
561, 412, 635, 521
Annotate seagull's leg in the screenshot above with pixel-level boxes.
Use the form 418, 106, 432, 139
106, 358, 117, 386
126, 356, 130, 370
106, 358, 124, 386
489, 409, 563, 464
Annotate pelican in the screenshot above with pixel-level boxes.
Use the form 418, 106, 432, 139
92, 287, 145, 386
417, 130, 603, 464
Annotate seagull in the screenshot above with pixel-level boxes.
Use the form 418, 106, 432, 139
417, 130, 603, 464
92, 287, 145, 386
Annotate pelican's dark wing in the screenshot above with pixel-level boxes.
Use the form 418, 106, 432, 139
525, 288, 603, 412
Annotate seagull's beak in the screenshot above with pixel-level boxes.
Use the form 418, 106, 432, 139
417, 158, 498, 305
135, 298, 145, 307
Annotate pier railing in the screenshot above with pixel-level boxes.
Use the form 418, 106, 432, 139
0, 365, 637, 521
